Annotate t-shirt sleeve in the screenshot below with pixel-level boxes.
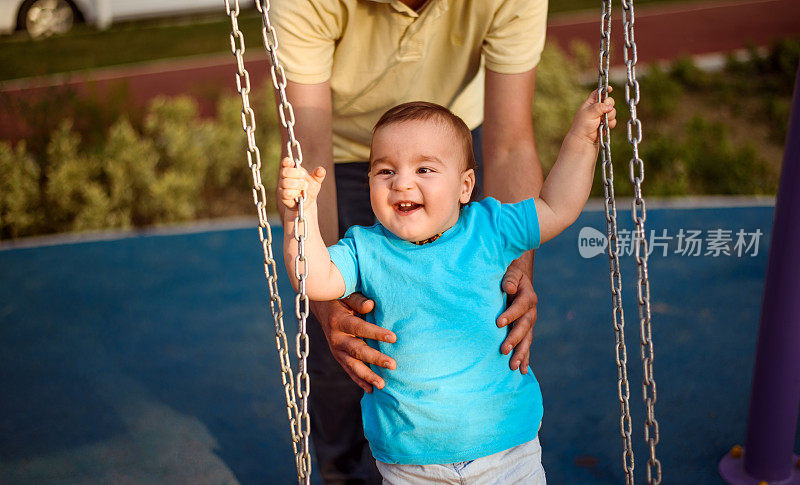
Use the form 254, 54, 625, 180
482, 0, 548, 74
497, 197, 541, 259
270, 0, 344, 84
327, 229, 361, 298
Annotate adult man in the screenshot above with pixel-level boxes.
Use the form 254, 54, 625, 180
271, 0, 547, 482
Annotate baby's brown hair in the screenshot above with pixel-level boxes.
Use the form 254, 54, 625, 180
370, 101, 477, 173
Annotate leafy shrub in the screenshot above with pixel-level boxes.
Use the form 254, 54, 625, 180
758, 38, 800, 95
669, 57, 712, 90
44, 120, 119, 231
0, 86, 284, 240
681, 116, 776, 194
0, 141, 41, 238
723, 38, 799, 140
638, 65, 684, 118
587, 49, 783, 199
533, 44, 587, 170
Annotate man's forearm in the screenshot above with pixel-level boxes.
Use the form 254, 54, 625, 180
315, 167, 339, 245
483, 68, 543, 278
280, 81, 339, 245
483, 143, 544, 202
484, 143, 540, 279
482, 68, 544, 203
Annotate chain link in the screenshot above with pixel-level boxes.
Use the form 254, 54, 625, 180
620, 0, 661, 482
597, 0, 636, 482
254, 0, 312, 480
225, 1, 311, 483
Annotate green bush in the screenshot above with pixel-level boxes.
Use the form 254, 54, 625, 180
759, 38, 800, 95
532, 44, 588, 170
44, 120, 119, 231
587, 51, 783, 199
669, 57, 712, 90
0, 141, 40, 238
0, 88, 284, 240
681, 116, 777, 194
722, 38, 799, 140
639, 65, 684, 118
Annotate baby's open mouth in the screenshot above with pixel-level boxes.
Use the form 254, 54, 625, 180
395, 202, 422, 212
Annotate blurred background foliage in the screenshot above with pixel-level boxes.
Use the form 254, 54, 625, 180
535, 38, 797, 200
1, 38, 797, 240
0, 89, 281, 239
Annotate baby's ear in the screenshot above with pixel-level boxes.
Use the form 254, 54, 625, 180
460, 169, 476, 204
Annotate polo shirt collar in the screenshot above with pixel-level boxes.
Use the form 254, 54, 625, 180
365, 0, 442, 18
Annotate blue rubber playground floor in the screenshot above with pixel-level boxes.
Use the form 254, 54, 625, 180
1, 200, 797, 484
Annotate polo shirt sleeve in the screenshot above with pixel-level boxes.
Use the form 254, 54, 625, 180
482, 0, 548, 74
270, 0, 345, 84
328, 228, 361, 298
497, 197, 541, 259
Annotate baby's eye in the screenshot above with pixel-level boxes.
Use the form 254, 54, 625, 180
417, 167, 435, 174
376, 168, 394, 175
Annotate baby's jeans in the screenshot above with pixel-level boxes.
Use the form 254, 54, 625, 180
375, 436, 546, 485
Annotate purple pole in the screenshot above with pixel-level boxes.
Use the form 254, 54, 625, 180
743, 62, 800, 480
719, 62, 800, 484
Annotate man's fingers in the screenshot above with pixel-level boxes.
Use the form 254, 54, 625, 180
337, 334, 396, 370
511, 330, 533, 374
501, 266, 523, 295
333, 293, 393, 342
337, 314, 396, 344
501, 307, 535, 355
343, 292, 375, 314
497, 291, 532, 329
317, 299, 393, 392
337, 352, 383, 392
498, 276, 537, 326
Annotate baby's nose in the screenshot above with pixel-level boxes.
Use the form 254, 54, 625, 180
392, 173, 414, 190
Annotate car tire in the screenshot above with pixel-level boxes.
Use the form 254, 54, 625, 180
17, 0, 80, 39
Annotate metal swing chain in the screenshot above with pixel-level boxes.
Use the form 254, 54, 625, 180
254, 0, 312, 480
597, 0, 635, 483
224, 1, 311, 483
620, 0, 661, 482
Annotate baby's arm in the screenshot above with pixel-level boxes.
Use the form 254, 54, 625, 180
535, 89, 617, 244
278, 158, 347, 300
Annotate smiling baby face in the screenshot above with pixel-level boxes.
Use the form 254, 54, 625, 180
369, 103, 476, 242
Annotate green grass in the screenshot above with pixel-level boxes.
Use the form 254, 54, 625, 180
0, 11, 265, 81
0, 0, 724, 82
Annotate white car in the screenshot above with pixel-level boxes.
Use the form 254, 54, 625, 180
0, 0, 253, 38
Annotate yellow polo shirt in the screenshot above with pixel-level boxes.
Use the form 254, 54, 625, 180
271, 0, 548, 163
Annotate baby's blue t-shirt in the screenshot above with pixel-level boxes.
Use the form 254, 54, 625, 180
328, 197, 543, 465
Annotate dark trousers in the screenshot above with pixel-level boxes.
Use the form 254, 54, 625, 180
308, 127, 484, 484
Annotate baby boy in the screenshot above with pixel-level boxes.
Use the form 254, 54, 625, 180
278, 91, 616, 483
